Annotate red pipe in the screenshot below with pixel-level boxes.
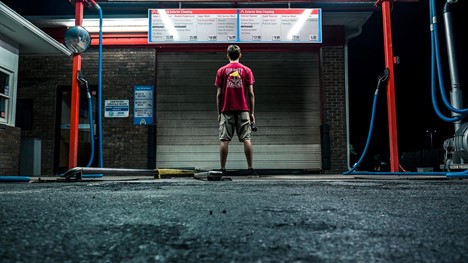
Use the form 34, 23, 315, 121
377, 0, 399, 172
68, 0, 84, 169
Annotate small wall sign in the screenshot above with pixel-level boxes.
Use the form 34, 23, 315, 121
105, 100, 129, 118
134, 85, 154, 125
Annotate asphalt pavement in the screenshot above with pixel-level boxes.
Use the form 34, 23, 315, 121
0, 175, 467, 262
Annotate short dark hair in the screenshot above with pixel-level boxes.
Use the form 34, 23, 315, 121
227, 45, 241, 60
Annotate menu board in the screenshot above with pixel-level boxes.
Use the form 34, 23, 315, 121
148, 9, 321, 43
148, 9, 238, 42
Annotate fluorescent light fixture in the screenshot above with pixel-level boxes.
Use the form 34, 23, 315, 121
34, 18, 149, 33
83, 18, 148, 33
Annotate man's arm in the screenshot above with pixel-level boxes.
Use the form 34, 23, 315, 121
248, 84, 255, 123
217, 87, 223, 121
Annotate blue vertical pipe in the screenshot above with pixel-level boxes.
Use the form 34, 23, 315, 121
86, 89, 95, 167
92, 1, 104, 168
99, 6, 103, 167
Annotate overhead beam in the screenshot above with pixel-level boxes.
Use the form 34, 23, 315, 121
97, 0, 417, 2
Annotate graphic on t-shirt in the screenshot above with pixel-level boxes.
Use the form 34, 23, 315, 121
226, 68, 243, 88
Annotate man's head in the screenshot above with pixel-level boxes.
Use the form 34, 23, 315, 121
227, 45, 241, 61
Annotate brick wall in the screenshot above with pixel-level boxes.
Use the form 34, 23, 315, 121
81, 48, 156, 170
18, 48, 156, 175
0, 125, 21, 175
320, 46, 348, 173
18, 55, 71, 175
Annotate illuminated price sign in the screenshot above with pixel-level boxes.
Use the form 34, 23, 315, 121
148, 8, 322, 43
148, 9, 238, 43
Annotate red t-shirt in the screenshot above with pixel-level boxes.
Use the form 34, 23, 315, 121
215, 62, 255, 112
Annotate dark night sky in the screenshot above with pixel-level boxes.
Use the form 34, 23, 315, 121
347, 0, 467, 166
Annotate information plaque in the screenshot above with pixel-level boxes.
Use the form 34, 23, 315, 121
133, 85, 154, 126
148, 8, 321, 43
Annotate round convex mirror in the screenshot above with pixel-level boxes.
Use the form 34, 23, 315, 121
64, 26, 91, 54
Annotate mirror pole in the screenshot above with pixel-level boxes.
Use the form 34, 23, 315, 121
68, 0, 85, 169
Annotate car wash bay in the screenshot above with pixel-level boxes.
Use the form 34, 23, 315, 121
45, 46, 325, 175
155, 50, 321, 171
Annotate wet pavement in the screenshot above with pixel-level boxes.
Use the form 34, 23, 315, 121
0, 175, 467, 262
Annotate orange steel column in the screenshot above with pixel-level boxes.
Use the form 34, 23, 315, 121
379, 0, 400, 172
68, 0, 84, 169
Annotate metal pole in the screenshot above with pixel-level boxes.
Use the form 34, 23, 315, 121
378, 0, 400, 172
443, 1, 462, 132
68, 0, 84, 169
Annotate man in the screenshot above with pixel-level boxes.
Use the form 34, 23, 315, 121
214, 45, 258, 177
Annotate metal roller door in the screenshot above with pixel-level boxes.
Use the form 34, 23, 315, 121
156, 51, 321, 170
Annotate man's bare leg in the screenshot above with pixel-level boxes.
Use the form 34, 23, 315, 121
220, 140, 229, 170
243, 139, 253, 169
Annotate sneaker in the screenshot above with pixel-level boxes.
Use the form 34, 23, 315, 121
247, 168, 259, 177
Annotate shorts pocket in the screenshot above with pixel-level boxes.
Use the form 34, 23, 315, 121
240, 112, 250, 122
219, 123, 225, 138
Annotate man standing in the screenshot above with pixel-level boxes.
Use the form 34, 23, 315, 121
215, 45, 258, 177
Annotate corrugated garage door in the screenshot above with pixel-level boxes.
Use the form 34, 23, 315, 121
156, 51, 321, 171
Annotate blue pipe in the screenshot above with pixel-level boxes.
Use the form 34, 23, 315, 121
447, 170, 468, 178
0, 176, 30, 182
86, 89, 95, 167
77, 70, 95, 167
344, 70, 387, 175
81, 174, 104, 178
96, 3, 104, 168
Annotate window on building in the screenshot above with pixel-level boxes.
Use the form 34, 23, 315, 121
0, 68, 14, 125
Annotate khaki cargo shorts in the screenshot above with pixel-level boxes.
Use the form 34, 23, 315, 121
219, 111, 251, 142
